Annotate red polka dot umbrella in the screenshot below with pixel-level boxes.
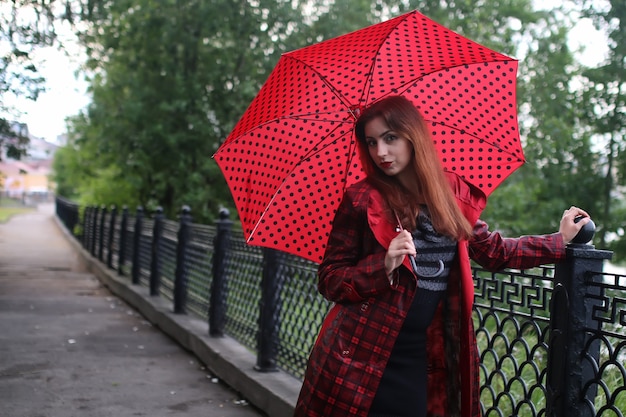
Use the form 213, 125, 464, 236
213, 9, 524, 263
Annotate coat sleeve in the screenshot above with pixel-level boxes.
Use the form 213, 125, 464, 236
317, 191, 393, 303
468, 219, 567, 271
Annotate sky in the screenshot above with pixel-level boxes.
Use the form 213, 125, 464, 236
7, 10, 611, 145
14, 46, 89, 144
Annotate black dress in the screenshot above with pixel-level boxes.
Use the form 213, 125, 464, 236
369, 212, 457, 417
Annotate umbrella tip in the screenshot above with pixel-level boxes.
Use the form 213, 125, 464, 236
349, 104, 363, 119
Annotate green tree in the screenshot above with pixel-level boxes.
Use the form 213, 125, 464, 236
487, 9, 605, 235
67, 0, 304, 221
578, 0, 626, 260
53, 110, 139, 208
55, 0, 624, 263
295, 0, 381, 44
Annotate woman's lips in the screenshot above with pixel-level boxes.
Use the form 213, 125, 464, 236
380, 162, 392, 169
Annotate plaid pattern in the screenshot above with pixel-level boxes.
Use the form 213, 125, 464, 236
294, 174, 565, 417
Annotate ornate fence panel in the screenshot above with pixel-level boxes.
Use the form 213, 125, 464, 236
275, 254, 330, 378
156, 218, 179, 301
136, 217, 154, 287
183, 223, 215, 318
473, 266, 556, 417
224, 228, 264, 350
584, 270, 626, 416
54, 198, 625, 417
117, 208, 135, 276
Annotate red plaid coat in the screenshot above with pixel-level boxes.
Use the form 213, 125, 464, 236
294, 173, 566, 417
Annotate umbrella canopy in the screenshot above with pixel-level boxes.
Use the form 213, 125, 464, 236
214, 9, 523, 263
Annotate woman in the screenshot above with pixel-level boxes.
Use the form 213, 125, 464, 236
293, 96, 589, 417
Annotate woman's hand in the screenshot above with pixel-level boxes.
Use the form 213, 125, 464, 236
559, 206, 591, 244
384, 230, 416, 277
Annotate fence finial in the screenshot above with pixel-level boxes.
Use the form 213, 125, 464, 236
570, 216, 595, 245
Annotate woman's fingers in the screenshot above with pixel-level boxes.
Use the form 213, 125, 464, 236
560, 206, 591, 244
562, 206, 590, 220
390, 230, 415, 255
385, 230, 415, 274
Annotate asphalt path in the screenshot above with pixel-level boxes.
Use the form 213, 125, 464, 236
0, 204, 266, 417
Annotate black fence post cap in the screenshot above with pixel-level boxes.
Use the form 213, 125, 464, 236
219, 207, 230, 219
571, 216, 596, 245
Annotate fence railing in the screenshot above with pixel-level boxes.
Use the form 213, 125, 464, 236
55, 197, 625, 417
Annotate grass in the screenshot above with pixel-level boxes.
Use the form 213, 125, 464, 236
0, 198, 35, 223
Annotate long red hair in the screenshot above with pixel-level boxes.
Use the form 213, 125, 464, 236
354, 95, 473, 240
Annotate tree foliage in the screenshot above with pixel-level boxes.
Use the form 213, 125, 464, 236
577, 0, 626, 261
59, 0, 306, 221
485, 8, 605, 235
51, 0, 626, 261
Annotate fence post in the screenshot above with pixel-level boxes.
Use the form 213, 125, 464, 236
55, 197, 79, 237
546, 225, 613, 417
98, 205, 107, 261
107, 205, 117, 269
90, 206, 99, 256
118, 206, 128, 276
174, 206, 192, 314
131, 206, 144, 285
149, 207, 164, 296
71, 201, 80, 239
255, 247, 284, 372
210, 208, 232, 337
82, 206, 92, 250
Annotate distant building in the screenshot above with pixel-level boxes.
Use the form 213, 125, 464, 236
0, 122, 58, 201
25, 136, 59, 160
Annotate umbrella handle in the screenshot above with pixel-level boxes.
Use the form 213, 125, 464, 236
410, 256, 445, 278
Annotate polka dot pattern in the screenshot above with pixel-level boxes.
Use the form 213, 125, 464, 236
214, 10, 524, 263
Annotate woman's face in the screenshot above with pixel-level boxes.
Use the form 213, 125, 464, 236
364, 116, 414, 183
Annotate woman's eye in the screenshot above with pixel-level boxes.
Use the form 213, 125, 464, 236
366, 139, 377, 147
385, 134, 397, 142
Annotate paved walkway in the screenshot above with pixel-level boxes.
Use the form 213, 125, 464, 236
0, 204, 266, 417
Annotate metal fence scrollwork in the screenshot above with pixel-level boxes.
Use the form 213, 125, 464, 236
55, 197, 626, 417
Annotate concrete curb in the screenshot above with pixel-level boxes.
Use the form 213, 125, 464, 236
53, 216, 301, 417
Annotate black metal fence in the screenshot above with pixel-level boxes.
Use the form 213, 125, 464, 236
55, 197, 626, 417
